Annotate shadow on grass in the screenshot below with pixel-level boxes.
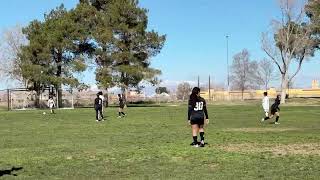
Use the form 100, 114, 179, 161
0, 167, 23, 177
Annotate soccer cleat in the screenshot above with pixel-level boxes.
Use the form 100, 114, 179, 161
274, 122, 280, 125
118, 116, 122, 119
190, 142, 198, 146
261, 118, 265, 122
190, 143, 199, 147
199, 141, 205, 147
96, 120, 99, 122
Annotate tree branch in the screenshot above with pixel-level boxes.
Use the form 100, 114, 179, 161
262, 46, 284, 74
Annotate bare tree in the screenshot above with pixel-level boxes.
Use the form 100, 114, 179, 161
261, 0, 316, 103
257, 58, 277, 91
230, 49, 258, 100
0, 25, 28, 87
176, 82, 191, 101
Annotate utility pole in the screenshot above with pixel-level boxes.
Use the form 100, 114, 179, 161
197, 76, 200, 88
208, 75, 211, 102
226, 35, 230, 92
226, 35, 230, 101
7, 89, 10, 111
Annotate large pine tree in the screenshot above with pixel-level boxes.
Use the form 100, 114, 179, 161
86, 0, 166, 92
19, 5, 95, 107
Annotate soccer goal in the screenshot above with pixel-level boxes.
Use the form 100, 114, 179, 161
6, 87, 74, 111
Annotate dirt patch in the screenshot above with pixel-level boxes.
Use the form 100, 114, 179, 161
223, 128, 302, 132
220, 143, 320, 156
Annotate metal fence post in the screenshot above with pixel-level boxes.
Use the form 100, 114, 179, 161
7, 89, 10, 111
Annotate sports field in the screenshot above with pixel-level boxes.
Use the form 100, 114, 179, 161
0, 103, 320, 179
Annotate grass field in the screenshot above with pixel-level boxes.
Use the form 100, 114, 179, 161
0, 103, 320, 179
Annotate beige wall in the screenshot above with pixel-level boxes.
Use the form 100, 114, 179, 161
200, 88, 320, 101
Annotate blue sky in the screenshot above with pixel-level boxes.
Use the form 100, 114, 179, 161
1, 0, 319, 90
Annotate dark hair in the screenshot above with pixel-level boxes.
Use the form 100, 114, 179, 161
118, 94, 121, 97
189, 87, 200, 108
276, 95, 280, 100
264, 92, 268, 96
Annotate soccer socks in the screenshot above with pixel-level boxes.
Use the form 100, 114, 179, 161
118, 112, 121, 116
121, 112, 126, 115
200, 132, 205, 141
264, 117, 270, 120
276, 116, 279, 122
193, 136, 198, 143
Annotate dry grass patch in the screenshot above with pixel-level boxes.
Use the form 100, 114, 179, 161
223, 128, 303, 133
219, 143, 320, 156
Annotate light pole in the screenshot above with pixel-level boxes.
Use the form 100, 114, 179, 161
226, 35, 230, 92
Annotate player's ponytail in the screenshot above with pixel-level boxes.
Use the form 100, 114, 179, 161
190, 87, 200, 108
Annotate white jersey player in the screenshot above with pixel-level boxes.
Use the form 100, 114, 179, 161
261, 92, 269, 121
48, 97, 55, 114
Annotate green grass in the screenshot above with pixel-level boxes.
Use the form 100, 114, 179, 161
0, 104, 320, 179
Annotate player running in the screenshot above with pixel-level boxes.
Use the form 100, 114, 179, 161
94, 94, 104, 122
188, 87, 209, 147
261, 92, 269, 122
261, 95, 281, 125
118, 94, 126, 118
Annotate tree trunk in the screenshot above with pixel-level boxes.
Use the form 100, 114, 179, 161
57, 86, 62, 108
280, 73, 288, 104
241, 89, 244, 101
265, 82, 268, 91
35, 90, 41, 108
56, 53, 63, 108
121, 86, 128, 105
56, 64, 63, 108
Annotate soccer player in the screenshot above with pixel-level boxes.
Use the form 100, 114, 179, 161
47, 96, 55, 114
261, 92, 270, 122
94, 94, 104, 122
261, 95, 281, 125
98, 91, 105, 116
187, 87, 209, 147
118, 94, 126, 118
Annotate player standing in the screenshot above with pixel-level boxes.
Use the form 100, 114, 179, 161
118, 94, 126, 118
261, 92, 269, 122
94, 94, 104, 122
98, 91, 105, 117
261, 95, 281, 125
188, 87, 209, 147
47, 96, 55, 114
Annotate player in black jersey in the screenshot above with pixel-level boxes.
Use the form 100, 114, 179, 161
118, 94, 126, 118
188, 87, 209, 147
94, 94, 104, 122
262, 95, 281, 124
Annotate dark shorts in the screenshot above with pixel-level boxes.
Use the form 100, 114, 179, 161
95, 106, 102, 111
271, 108, 279, 115
190, 117, 204, 126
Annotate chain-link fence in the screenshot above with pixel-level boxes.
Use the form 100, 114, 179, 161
0, 88, 75, 110
0, 89, 9, 111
